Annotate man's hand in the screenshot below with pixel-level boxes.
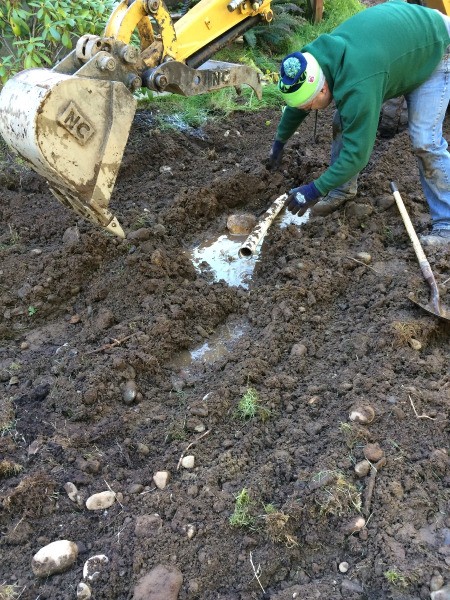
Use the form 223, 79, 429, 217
267, 140, 285, 170
286, 183, 321, 216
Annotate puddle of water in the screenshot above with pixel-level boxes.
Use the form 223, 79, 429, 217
191, 233, 254, 289
190, 210, 309, 288
170, 318, 249, 370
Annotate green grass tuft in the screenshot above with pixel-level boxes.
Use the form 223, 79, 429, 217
229, 488, 255, 528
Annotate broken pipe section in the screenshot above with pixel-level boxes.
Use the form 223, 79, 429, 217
238, 193, 287, 258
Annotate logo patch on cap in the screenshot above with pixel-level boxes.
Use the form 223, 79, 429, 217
308, 76, 315, 83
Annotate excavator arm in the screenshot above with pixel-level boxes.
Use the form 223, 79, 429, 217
0, 0, 273, 237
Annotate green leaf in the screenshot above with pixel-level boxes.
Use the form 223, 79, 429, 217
16, 17, 30, 34
48, 26, 60, 40
61, 30, 71, 47
24, 54, 34, 69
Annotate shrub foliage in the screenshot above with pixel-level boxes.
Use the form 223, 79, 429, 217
0, 0, 115, 82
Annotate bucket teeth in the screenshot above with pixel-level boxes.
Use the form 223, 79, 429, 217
49, 185, 125, 239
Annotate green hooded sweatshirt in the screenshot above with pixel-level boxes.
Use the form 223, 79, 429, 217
275, 0, 450, 197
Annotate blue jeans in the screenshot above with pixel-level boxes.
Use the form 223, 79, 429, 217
406, 51, 450, 231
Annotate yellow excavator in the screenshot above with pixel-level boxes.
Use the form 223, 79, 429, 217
0, 0, 278, 238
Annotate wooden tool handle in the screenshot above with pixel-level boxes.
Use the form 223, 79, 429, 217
390, 181, 439, 294
390, 182, 429, 264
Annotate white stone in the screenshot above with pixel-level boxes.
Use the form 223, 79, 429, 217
349, 405, 375, 424
62, 226, 80, 245
77, 582, 92, 599
354, 460, 371, 477
355, 252, 371, 264
339, 562, 349, 573
186, 524, 196, 539
86, 491, 116, 510
31, 540, 78, 577
64, 481, 79, 502
181, 455, 195, 469
83, 554, 109, 582
408, 338, 422, 350
153, 470, 170, 490
431, 584, 450, 600
123, 380, 137, 404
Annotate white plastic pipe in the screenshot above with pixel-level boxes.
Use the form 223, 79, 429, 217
238, 193, 287, 258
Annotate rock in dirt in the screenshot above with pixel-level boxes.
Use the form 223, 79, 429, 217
135, 514, 163, 537
62, 226, 80, 245
94, 309, 115, 330
77, 582, 92, 599
181, 455, 195, 469
64, 482, 79, 502
375, 194, 396, 211
355, 252, 372, 265
153, 471, 170, 489
347, 203, 373, 218
31, 540, 78, 577
226, 213, 257, 235
354, 460, 371, 477
122, 380, 137, 404
132, 564, 183, 600
339, 561, 349, 573
349, 405, 375, 424
431, 575, 445, 592
363, 443, 385, 462
408, 338, 422, 350
342, 516, 366, 535
431, 585, 450, 600
291, 343, 307, 357
185, 524, 196, 539
85, 491, 116, 510
83, 554, 109, 582
127, 228, 152, 242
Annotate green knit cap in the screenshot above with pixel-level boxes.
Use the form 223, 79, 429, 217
278, 52, 325, 108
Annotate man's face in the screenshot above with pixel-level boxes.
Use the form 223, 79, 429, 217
297, 85, 332, 111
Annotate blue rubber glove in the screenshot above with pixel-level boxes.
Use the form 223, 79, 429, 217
286, 183, 321, 216
268, 140, 285, 170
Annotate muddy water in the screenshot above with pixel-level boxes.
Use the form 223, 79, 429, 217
189, 210, 309, 288
169, 317, 250, 369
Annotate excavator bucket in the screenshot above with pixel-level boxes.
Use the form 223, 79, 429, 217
0, 69, 137, 238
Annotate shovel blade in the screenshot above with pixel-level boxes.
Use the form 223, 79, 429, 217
409, 296, 450, 322
0, 69, 137, 237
